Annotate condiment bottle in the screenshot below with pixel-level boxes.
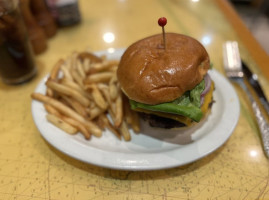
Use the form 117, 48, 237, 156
0, 0, 37, 84
30, 0, 57, 38
45, 0, 81, 27
19, 0, 47, 54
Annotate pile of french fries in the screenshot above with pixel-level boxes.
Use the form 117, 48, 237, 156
31, 52, 140, 141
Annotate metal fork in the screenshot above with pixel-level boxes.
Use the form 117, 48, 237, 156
223, 41, 269, 158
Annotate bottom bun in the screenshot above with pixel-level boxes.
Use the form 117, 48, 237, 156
140, 113, 186, 129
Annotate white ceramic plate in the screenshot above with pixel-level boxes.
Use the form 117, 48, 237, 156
31, 48, 240, 171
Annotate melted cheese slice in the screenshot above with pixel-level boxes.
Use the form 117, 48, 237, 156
134, 81, 215, 126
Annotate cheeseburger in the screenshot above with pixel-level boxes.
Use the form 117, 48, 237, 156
117, 33, 214, 128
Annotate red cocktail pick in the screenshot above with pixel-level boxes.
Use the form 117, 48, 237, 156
158, 17, 167, 49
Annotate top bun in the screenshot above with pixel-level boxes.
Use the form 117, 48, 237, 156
117, 33, 210, 105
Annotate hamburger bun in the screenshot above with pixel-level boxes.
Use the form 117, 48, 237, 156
117, 33, 210, 105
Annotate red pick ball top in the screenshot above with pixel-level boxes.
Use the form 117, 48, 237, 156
158, 17, 167, 27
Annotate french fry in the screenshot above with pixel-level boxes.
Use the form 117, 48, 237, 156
44, 104, 61, 117
109, 65, 118, 72
46, 114, 78, 135
84, 72, 113, 84
46, 87, 54, 98
61, 65, 74, 81
98, 84, 116, 114
31, 51, 141, 141
61, 78, 92, 100
88, 60, 119, 74
50, 59, 64, 79
76, 59, 86, 79
95, 115, 106, 130
109, 72, 117, 82
123, 95, 140, 133
107, 108, 116, 126
78, 52, 103, 63
114, 93, 123, 127
97, 83, 109, 90
87, 106, 105, 120
85, 84, 108, 110
129, 110, 140, 133
61, 78, 82, 91
123, 95, 132, 125
100, 54, 107, 61
64, 56, 72, 69
46, 80, 91, 107
109, 74, 118, 101
82, 58, 91, 73
46, 59, 64, 97
99, 114, 121, 140
61, 116, 91, 139
119, 121, 131, 141
61, 95, 88, 117
70, 68, 84, 87
31, 93, 102, 137
109, 83, 118, 101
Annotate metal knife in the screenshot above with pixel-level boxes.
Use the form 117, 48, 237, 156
242, 61, 269, 115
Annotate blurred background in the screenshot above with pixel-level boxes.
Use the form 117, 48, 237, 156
230, 0, 269, 54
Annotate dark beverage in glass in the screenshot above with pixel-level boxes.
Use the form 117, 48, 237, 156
0, 0, 37, 84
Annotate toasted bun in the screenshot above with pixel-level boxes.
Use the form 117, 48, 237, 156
117, 33, 210, 105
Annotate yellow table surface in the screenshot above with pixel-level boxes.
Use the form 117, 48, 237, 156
1, 0, 269, 199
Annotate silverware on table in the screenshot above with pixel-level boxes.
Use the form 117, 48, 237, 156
223, 41, 269, 158
242, 62, 269, 115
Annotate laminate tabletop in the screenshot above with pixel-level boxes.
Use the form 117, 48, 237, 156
0, 0, 268, 199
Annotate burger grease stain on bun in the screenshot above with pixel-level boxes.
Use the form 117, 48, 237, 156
117, 33, 210, 105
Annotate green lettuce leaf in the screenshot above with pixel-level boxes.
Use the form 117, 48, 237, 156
130, 80, 205, 122
190, 80, 205, 107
